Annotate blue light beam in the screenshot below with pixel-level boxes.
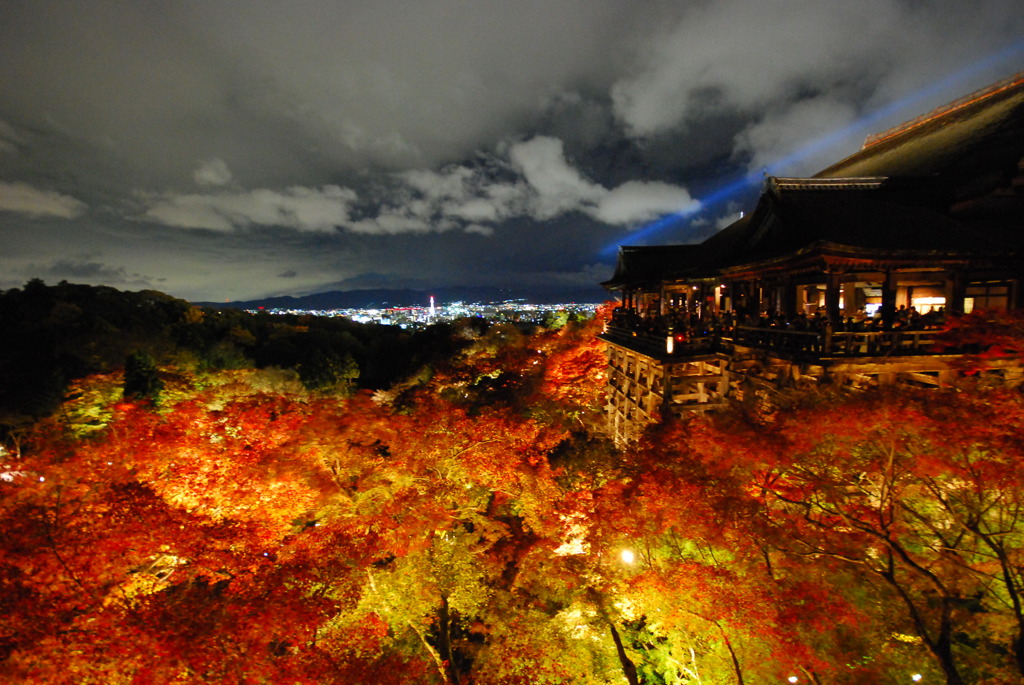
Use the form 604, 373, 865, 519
602, 39, 1024, 255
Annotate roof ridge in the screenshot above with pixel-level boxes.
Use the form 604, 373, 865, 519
863, 70, 1024, 150
772, 176, 889, 191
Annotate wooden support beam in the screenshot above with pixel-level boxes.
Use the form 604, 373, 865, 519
826, 272, 842, 325
882, 270, 898, 329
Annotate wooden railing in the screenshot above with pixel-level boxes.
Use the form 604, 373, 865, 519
603, 324, 947, 359
731, 326, 944, 357
730, 327, 824, 354
601, 325, 717, 359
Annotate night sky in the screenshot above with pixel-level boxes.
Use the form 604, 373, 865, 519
1, 1, 1022, 302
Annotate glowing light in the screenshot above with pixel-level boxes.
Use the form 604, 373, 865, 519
911, 675, 922, 682
788, 677, 798, 683
620, 549, 635, 564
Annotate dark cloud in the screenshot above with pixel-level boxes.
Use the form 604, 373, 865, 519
0, 0, 1021, 300
28, 258, 157, 289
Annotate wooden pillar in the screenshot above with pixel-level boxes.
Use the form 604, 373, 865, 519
945, 272, 966, 315
840, 278, 856, 318
662, 363, 673, 414
736, 280, 751, 317
782, 279, 798, 320
826, 272, 842, 325
881, 270, 898, 329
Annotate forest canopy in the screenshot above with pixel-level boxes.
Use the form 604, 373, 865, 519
2, 282, 1024, 684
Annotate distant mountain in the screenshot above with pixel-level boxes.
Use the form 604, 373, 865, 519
196, 285, 612, 310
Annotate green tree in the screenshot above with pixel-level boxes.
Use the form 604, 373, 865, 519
123, 351, 162, 405
298, 349, 360, 394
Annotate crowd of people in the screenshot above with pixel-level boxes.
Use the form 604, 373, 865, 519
610, 303, 948, 341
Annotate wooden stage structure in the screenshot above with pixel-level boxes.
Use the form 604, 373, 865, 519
599, 72, 1024, 443
600, 324, 1023, 444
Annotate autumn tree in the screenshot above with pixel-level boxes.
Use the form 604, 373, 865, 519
0, 312, 630, 683
552, 412, 893, 685
726, 390, 1024, 684
17, 299, 1024, 684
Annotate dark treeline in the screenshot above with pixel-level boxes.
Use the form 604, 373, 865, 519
0, 279, 486, 423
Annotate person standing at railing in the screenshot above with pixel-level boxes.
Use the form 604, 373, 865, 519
908, 306, 922, 329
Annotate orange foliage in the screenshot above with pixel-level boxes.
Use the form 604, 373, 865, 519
7, 308, 1024, 683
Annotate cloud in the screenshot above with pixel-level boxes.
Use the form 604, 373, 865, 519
140, 173, 491, 236
464, 223, 494, 236
508, 136, 606, 219
141, 185, 358, 232
46, 259, 134, 281
448, 198, 502, 223
0, 181, 87, 219
385, 137, 697, 230
398, 166, 520, 225
139, 137, 696, 237
734, 96, 860, 175
506, 136, 696, 226
594, 181, 698, 225
346, 211, 437, 235
194, 158, 234, 187
610, 0, 1024, 176
610, 1, 903, 138
24, 258, 155, 288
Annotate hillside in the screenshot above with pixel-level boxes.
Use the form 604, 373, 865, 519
198, 285, 611, 311
0, 280, 498, 423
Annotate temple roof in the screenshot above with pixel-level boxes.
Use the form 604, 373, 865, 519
603, 71, 1024, 290
723, 177, 1013, 262
817, 71, 1024, 202
601, 244, 704, 289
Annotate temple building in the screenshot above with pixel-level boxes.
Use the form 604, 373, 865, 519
600, 72, 1024, 443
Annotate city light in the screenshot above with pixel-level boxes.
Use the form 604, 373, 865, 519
246, 300, 602, 328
